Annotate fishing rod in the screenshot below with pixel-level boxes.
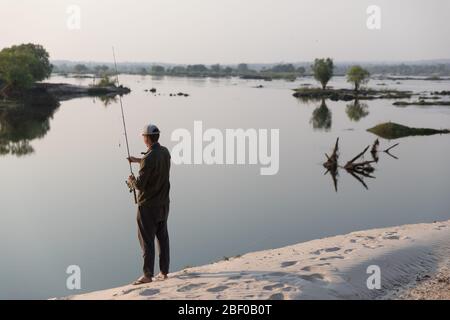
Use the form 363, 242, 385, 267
112, 47, 137, 204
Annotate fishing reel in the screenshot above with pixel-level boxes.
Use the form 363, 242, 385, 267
125, 176, 136, 193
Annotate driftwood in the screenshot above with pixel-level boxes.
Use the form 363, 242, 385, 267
324, 169, 338, 192
323, 138, 340, 192
344, 146, 376, 172
384, 143, 399, 153
323, 138, 400, 191
323, 138, 339, 171
371, 139, 380, 162
371, 139, 380, 154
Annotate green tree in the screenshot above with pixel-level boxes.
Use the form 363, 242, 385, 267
270, 64, 295, 73
223, 67, 233, 75
210, 64, 221, 73
74, 64, 89, 74
312, 58, 334, 89
237, 63, 249, 73
0, 53, 35, 89
151, 65, 165, 74
346, 65, 370, 91
95, 75, 116, 87
296, 66, 306, 76
94, 65, 109, 76
0, 43, 52, 91
170, 66, 186, 74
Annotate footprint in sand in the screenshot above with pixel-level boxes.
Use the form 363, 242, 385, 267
282, 287, 295, 292
319, 255, 344, 261
207, 285, 229, 293
179, 272, 201, 279
269, 293, 284, 300
298, 273, 325, 283
363, 244, 384, 249
310, 247, 341, 255
267, 272, 287, 277
301, 263, 331, 272
281, 261, 297, 268
263, 283, 285, 291
140, 289, 160, 297
324, 247, 341, 253
380, 231, 401, 240
177, 283, 206, 293
121, 288, 141, 295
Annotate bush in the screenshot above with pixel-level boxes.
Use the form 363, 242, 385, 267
0, 43, 52, 91
95, 75, 116, 87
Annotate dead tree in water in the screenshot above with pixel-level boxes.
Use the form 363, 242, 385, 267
371, 138, 400, 160
322, 138, 401, 191
371, 139, 380, 162
323, 138, 340, 192
344, 145, 376, 173
383, 143, 400, 159
323, 137, 339, 171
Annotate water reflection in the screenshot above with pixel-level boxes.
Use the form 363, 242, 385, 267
0, 92, 116, 157
94, 95, 118, 107
346, 99, 369, 122
0, 94, 59, 156
311, 99, 332, 131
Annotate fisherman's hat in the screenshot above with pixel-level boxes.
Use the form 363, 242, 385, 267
142, 124, 160, 136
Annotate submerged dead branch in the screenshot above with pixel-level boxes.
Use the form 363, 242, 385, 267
323, 137, 339, 171
322, 137, 399, 191
344, 146, 376, 172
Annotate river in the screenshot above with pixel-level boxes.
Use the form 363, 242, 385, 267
0, 75, 449, 299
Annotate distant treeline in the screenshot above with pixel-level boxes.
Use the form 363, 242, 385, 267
52, 61, 450, 80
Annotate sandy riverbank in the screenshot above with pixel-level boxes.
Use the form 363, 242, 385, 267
64, 220, 449, 300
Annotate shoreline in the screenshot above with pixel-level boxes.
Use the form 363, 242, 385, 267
64, 220, 450, 300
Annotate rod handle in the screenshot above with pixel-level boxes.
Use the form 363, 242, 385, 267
133, 189, 138, 204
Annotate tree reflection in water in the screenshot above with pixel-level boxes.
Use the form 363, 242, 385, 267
310, 99, 332, 131
346, 99, 369, 122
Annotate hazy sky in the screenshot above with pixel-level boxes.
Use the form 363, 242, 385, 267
1, 0, 449, 63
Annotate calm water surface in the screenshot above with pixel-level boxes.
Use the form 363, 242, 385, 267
1, 75, 449, 299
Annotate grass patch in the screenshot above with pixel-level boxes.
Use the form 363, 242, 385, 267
367, 122, 450, 139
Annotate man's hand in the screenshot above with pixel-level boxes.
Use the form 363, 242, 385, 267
127, 156, 141, 163
128, 175, 136, 184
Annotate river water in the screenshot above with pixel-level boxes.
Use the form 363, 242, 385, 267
0, 75, 449, 299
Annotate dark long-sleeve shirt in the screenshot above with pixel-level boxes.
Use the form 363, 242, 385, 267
131, 143, 171, 207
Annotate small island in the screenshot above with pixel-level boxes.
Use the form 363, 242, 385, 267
292, 59, 414, 101
0, 43, 131, 104
367, 122, 450, 140
293, 87, 413, 101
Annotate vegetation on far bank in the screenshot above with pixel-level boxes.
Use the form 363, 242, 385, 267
54, 62, 307, 81
52, 59, 450, 79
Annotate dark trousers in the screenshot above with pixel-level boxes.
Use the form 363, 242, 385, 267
136, 204, 170, 278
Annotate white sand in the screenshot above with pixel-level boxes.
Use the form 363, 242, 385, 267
65, 220, 449, 300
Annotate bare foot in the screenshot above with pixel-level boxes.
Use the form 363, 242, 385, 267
155, 273, 169, 281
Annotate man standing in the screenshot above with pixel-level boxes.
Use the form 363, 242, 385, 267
127, 124, 171, 285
